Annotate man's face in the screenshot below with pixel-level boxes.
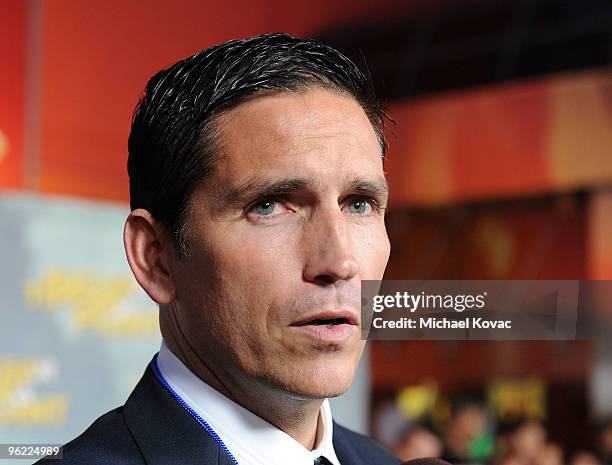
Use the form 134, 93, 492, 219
172, 87, 390, 399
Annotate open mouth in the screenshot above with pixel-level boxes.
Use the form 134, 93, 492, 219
290, 313, 357, 342
304, 318, 350, 327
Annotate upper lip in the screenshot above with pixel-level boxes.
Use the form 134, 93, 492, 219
291, 309, 359, 326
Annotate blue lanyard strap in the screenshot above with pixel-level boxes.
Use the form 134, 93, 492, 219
150, 353, 240, 465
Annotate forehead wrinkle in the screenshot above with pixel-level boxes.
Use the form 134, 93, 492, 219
216, 88, 374, 150
277, 109, 375, 148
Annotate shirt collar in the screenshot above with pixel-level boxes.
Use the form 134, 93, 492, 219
156, 341, 340, 465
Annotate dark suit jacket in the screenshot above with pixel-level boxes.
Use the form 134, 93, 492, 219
37, 363, 401, 465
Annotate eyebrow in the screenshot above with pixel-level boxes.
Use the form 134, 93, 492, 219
219, 175, 389, 210
220, 177, 313, 209
345, 177, 389, 204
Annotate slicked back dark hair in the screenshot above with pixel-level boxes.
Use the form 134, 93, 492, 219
128, 32, 389, 259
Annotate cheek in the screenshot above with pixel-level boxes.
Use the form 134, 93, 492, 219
215, 225, 299, 291
199, 226, 300, 323
220, 219, 298, 261
354, 222, 390, 280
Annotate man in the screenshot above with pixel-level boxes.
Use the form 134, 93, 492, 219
38, 32, 399, 465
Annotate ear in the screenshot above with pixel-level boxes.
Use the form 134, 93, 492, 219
123, 209, 176, 304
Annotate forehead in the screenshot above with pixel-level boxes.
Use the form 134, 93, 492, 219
210, 87, 383, 185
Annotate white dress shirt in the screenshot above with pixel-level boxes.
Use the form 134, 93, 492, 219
156, 341, 341, 465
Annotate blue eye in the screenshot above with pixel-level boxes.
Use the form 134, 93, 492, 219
347, 198, 373, 215
251, 199, 277, 216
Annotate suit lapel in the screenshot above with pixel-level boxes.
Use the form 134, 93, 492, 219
122, 364, 230, 465
332, 422, 367, 465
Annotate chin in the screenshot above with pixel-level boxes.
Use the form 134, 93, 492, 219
274, 359, 360, 400
283, 381, 353, 401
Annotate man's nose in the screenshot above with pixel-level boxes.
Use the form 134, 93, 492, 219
302, 207, 359, 285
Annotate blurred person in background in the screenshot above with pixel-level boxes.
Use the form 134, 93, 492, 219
442, 403, 494, 464
494, 454, 527, 465
569, 451, 601, 465
534, 443, 564, 465
508, 422, 548, 465
598, 420, 612, 465
394, 426, 443, 462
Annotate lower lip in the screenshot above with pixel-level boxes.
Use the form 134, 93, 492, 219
290, 323, 356, 343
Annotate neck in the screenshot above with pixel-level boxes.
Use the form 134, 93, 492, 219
161, 315, 323, 449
